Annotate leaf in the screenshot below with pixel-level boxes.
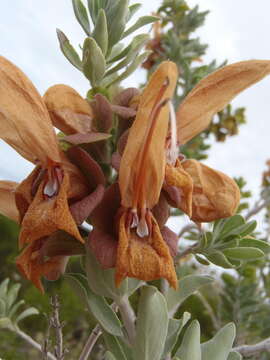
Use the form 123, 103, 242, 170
166, 275, 214, 315
8, 300, 25, 321
195, 254, 210, 266
227, 351, 242, 360
127, 3, 142, 22
56, 29, 82, 70
6, 283, 21, 312
221, 220, 257, 240
162, 312, 191, 358
103, 333, 127, 360
223, 247, 265, 261
214, 215, 244, 241
104, 51, 151, 87
93, 9, 108, 54
107, 0, 129, 48
175, 320, 201, 360
0, 299, 6, 317
85, 247, 141, 301
122, 16, 159, 38
239, 238, 270, 253
105, 34, 149, 76
0, 317, 13, 329
0, 278, 9, 298
177, 60, 270, 144
201, 323, 236, 360
15, 307, 39, 324
66, 273, 123, 336
83, 37, 106, 86
205, 251, 234, 269
133, 286, 169, 360
72, 0, 91, 35
105, 351, 117, 360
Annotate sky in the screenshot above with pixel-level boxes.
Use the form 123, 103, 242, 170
0, 0, 270, 230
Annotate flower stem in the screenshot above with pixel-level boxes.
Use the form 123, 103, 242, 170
78, 324, 102, 360
117, 296, 136, 345
15, 328, 56, 360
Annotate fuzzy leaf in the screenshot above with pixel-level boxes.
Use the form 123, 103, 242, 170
15, 307, 39, 324
103, 333, 127, 360
175, 320, 201, 360
122, 16, 159, 38
72, 0, 91, 35
93, 9, 108, 54
56, 29, 82, 70
223, 247, 265, 260
83, 37, 106, 86
105, 351, 117, 360
201, 323, 236, 360
133, 286, 169, 360
166, 275, 214, 315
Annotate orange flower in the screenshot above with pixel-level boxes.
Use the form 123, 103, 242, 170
0, 56, 102, 291
116, 61, 178, 288
165, 60, 270, 222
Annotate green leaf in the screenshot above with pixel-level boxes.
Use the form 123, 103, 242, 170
15, 307, 39, 324
201, 323, 236, 360
93, 9, 108, 55
0, 317, 13, 329
105, 351, 117, 360
223, 247, 265, 261
6, 284, 21, 312
0, 299, 6, 317
105, 0, 129, 48
56, 29, 82, 70
133, 286, 169, 360
166, 275, 214, 314
195, 254, 210, 266
8, 300, 25, 321
104, 51, 151, 87
105, 34, 149, 76
175, 320, 201, 360
205, 251, 234, 269
127, 3, 142, 22
122, 16, 159, 38
66, 273, 123, 336
83, 37, 106, 86
72, 0, 91, 35
215, 215, 244, 241
162, 312, 191, 358
239, 238, 270, 253
227, 351, 242, 360
103, 333, 127, 360
85, 248, 141, 301
0, 278, 10, 298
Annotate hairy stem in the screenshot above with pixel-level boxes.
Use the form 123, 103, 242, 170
78, 324, 102, 360
15, 328, 56, 360
234, 337, 270, 357
117, 296, 136, 345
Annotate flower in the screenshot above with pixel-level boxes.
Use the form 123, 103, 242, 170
164, 60, 270, 222
0, 56, 104, 291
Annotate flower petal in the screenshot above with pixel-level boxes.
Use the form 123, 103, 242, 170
63, 132, 111, 145
165, 160, 193, 217
0, 180, 19, 222
177, 60, 270, 144
0, 56, 60, 164
43, 84, 93, 134
119, 61, 178, 210
91, 94, 113, 133
16, 240, 68, 292
88, 228, 117, 269
182, 159, 240, 222
19, 171, 83, 247
115, 211, 177, 288
70, 184, 105, 225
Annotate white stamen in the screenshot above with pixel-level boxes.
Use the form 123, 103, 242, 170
130, 210, 139, 229
44, 177, 58, 197
167, 100, 179, 165
136, 218, 149, 238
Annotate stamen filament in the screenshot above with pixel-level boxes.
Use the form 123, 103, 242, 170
167, 100, 179, 165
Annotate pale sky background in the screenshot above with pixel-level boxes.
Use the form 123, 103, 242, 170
0, 0, 269, 230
